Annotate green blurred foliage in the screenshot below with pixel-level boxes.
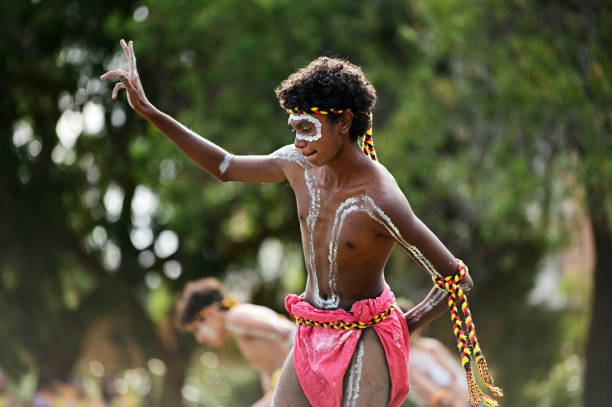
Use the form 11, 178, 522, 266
1, 0, 610, 406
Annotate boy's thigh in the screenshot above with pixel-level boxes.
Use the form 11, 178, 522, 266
272, 329, 391, 407
271, 349, 312, 407
342, 328, 391, 407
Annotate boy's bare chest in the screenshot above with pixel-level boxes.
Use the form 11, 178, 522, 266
293, 178, 380, 247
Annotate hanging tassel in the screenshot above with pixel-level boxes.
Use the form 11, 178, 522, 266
433, 260, 504, 406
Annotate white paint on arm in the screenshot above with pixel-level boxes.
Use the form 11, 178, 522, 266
218, 153, 233, 175
270, 145, 308, 169
359, 195, 442, 278
405, 288, 448, 324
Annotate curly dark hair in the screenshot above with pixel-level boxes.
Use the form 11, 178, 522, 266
275, 57, 377, 141
175, 278, 226, 328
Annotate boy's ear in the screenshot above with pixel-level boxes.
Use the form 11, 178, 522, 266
338, 111, 354, 136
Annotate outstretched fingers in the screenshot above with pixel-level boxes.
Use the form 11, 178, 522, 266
128, 40, 137, 74
100, 69, 128, 81
112, 82, 127, 99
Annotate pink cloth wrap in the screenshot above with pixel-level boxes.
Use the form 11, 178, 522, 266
285, 284, 410, 407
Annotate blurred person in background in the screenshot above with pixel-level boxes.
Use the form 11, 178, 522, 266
100, 375, 136, 407
394, 299, 468, 407
407, 332, 469, 407
31, 369, 57, 407
176, 277, 296, 407
102, 39, 502, 407
0, 368, 19, 407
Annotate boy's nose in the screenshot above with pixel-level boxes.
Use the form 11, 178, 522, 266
294, 138, 307, 149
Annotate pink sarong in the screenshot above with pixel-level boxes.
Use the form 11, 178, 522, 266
285, 284, 410, 407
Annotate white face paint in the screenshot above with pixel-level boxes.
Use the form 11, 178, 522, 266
196, 323, 219, 342
288, 114, 322, 142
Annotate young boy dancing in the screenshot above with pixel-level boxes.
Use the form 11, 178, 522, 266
102, 40, 501, 407
176, 278, 296, 407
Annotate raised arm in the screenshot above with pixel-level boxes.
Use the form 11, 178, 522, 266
375, 185, 474, 333
100, 39, 286, 184
225, 304, 296, 344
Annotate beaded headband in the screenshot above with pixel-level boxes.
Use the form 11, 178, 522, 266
183, 295, 239, 331
287, 107, 377, 161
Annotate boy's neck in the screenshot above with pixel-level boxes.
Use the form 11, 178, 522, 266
322, 140, 373, 188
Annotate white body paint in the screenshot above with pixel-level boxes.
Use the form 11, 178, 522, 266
218, 154, 232, 174
271, 146, 326, 308
304, 167, 326, 307
270, 145, 307, 169
343, 341, 365, 407
288, 113, 323, 141
407, 288, 448, 323
323, 195, 443, 309
272, 146, 442, 310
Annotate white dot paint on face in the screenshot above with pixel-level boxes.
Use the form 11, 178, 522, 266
288, 114, 322, 142
343, 340, 365, 407
218, 154, 232, 175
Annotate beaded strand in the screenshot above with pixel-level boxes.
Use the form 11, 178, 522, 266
433, 260, 503, 407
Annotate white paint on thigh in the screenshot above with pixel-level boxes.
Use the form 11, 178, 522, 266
343, 340, 365, 407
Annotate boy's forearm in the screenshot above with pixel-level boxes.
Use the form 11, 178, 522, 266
139, 103, 230, 180
404, 287, 450, 332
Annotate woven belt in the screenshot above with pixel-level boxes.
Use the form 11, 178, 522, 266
294, 304, 395, 330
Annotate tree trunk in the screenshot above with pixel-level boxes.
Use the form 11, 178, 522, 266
584, 186, 612, 407
157, 351, 192, 407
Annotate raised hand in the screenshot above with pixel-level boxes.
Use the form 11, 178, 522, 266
100, 39, 150, 113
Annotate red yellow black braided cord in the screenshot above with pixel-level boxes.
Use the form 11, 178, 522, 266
433, 260, 503, 407
293, 304, 395, 330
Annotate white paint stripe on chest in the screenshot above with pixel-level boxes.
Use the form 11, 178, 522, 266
271, 146, 328, 307
359, 195, 441, 278
304, 168, 328, 308
326, 198, 361, 308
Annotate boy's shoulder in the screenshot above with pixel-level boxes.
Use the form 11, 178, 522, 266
270, 144, 309, 169
366, 162, 410, 211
